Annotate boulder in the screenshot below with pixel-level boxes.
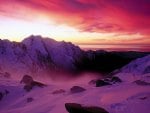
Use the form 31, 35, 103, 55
134, 80, 150, 86
111, 76, 122, 83
0, 92, 3, 101
20, 75, 46, 91
4, 72, 11, 78
96, 80, 111, 87
27, 97, 34, 103
88, 79, 97, 85
65, 103, 109, 113
0, 90, 9, 101
52, 89, 65, 94
70, 86, 86, 93
4, 90, 9, 95
20, 75, 33, 85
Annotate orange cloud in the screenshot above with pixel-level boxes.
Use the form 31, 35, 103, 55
0, 0, 149, 48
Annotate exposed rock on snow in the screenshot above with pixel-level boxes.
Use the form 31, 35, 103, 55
27, 97, 34, 103
20, 75, 46, 91
65, 103, 109, 113
89, 76, 122, 87
52, 89, 66, 94
134, 80, 150, 86
20, 75, 33, 85
110, 76, 122, 83
96, 79, 111, 87
70, 86, 86, 93
0, 92, 3, 101
0, 90, 9, 101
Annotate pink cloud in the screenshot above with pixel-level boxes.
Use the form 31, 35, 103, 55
0, 0, 150, 36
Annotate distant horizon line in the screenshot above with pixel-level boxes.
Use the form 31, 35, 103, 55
0, 35, 150, 46
0, 35, 149, 52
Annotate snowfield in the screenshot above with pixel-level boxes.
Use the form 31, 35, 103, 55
0, 55, 150, 113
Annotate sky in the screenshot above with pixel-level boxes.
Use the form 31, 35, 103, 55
0, 0, 150, 51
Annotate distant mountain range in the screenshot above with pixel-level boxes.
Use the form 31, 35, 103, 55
0, 45, 150, 113
0, 35, 149, 78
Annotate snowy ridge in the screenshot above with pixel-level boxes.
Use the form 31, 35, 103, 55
0, 35, 84, 78
115, 55, 150, 82
0, 55, 150, 113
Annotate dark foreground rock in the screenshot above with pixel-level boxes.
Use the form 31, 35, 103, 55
0, 92, 3, 101
65, 103, 109, 113
94, 76, 122, 87
111, 76, 122, 83
20, 75, 33, 85
70, 86, 86, 93
20, 75, 46, 91
134, 80, 150, 86
52, 89, 66, 94
0, 90, 9, 101
96, 80, 111, 87
27, 97, 34, 103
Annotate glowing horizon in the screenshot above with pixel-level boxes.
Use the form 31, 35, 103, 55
0, 0, 149, 51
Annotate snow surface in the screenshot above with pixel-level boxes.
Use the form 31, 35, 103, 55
0, 55, 150, 113
0, 35, 84, 79
115, 55, 150, 82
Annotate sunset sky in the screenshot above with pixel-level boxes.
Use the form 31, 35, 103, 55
0, 0, 150, 51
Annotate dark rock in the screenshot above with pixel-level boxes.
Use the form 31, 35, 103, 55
85, 106, 109, 113
5, 90, 9, 95
0, 92, 3, 101
20, 75, 33, 85
70, 86, 86, 93
88, 79, 97, 85
103, 78, 111, 82
111, 76, 122, 83
24, 85, 33, 92
20, 75, 46, 92
134, 80, 150, 86
31, 81, 46, 87
65, 103, 109, 113
139, 96, 147, 100
52, 89, 65, 94
4, 72, 11, 78
65, 103, 82, 113
27, 97, 33, 103
96, 80, 111, 87
143, 66, 150, 74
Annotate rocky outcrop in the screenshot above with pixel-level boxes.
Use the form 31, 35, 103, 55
65, 103, 109, 113
90, 76, 122, 87
0, 90, 9, 101
96, 80, 111, 87
20, 75, 33, 85
134, 80, 150, 86
0, 92, 3, 101
20, 75, 46, 91
70, 86, 86, 93
27, 97, 34, 103
52, 89, 65, 94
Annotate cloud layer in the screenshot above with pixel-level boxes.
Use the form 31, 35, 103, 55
0, 0, 150, 44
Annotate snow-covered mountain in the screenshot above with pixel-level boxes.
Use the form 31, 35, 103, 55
0, 35, 149, 79
0, 35, 84, 79
0, 54, 149, 113
114, 55, 150, 82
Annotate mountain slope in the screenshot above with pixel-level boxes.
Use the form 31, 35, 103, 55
0, 35, 84, 79
114, 55, 150, 82
0, 55, 149, 113
0, 35, 149, 79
